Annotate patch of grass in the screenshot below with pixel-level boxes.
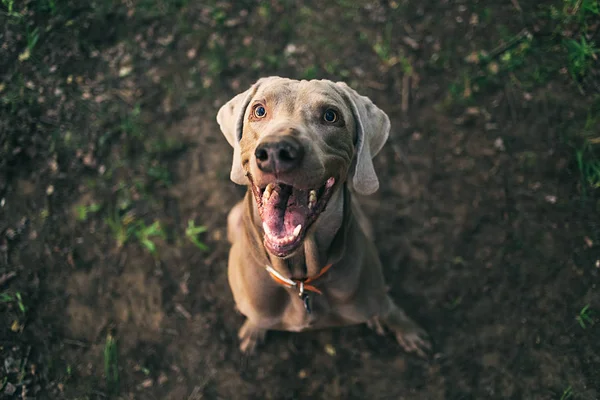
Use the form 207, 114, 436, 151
302, 65, 318, 80
120, 104, 142, 139
134, 220, 166, 255
105, 207, 166, 254
147, 163, 172, 186
1, 0, 21, 18
105, 209, 136, 248
185, 220, 208, 251
76, 203, 101, 221
573, 109, 600, 194
576, 149, 600, 191
0, 291, 26, 315
373, 28, 411, 72
576, 304, 594, 328
564, 36, 599, 79
555, 0, 600, 26
560, 385, 573, 400
25, 26, 40, 53
103, 333, 119, 394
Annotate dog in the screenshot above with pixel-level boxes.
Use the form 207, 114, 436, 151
217, 77, 430, 357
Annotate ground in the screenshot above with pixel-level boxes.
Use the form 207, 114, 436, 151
1, 0, 600, 399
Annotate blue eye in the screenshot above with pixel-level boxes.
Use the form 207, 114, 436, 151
254, 105, 267, 118
323, 109, 338, 123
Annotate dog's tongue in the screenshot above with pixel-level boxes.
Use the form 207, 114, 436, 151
262, 184, 308, 238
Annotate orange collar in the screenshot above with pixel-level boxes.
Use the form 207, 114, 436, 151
265, 263, 333, 295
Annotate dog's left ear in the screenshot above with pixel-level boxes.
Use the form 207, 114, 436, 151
335, 82, 390, 195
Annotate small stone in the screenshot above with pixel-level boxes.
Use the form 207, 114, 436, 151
3, 382, 16, 395
141, 378, 153, 388
119, 66, 133, 77
545, 195, 557, 204
158, 373, 168, 385
488, 62, 500, 75
494, 137, 505, 151
324, 344, 336, 356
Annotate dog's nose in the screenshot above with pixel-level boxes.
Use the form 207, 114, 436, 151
254, 136, 304, 174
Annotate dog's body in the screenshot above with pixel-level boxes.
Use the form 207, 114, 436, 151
218, 77, 429, 356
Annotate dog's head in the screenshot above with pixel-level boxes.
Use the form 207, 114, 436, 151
217, 77, 390, 257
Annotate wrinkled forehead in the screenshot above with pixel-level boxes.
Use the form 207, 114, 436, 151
253, 79, 348, 114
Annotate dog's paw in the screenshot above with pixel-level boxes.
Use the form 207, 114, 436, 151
393, 325, 431, 359
238, 320, 267, 353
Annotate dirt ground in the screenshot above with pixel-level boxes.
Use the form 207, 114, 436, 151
1, 1, 599, 399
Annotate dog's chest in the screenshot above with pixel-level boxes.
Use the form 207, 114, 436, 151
280, 292, 346, 331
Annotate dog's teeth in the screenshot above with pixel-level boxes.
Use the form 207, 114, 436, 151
326, 177, 336, 188
293, 224, 302, 237
263, 183, 273, 202
308, 190, 317, 209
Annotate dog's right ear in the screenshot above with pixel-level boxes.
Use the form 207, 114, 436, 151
217, 77, 281, 185
216, 87, 256, 185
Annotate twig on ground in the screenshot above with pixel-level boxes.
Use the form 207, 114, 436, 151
365, 80, 386, 90
0, 271, 17, 287
175, 303, 192, 320
401, 74, 411, 113
480, 29, 532, 65
63, 338, 89, 348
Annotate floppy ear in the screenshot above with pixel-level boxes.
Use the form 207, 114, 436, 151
217, 77, 283, 184
335, 82, 390, 195
216, 86, 257, 185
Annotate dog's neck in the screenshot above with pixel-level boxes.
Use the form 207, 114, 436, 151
246, 184, 349, 279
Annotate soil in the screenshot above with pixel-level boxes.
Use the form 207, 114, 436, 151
1, 1, 599, 399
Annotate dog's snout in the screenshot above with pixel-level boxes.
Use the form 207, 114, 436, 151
255, 136, 304, 174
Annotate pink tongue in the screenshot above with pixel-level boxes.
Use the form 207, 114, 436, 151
263, 185, 309, 238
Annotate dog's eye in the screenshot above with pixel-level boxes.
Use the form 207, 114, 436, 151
323, 109, 338, 123
253, 105, 267, 118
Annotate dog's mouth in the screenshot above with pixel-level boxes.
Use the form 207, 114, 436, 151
249, 175, 336, 258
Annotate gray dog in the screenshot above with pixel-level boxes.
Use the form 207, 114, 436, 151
217, 77, 430, 356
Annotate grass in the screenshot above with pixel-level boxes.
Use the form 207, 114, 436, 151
560, 385, 573, 400
133, 220, 166, 255
556, 0, 600, 26
105, 209, 166, 255
0, 291, 26, 315
576, 304, 593, 329
439, 0, 600, 196
103, 333, 119, 394
75, 203, 101, 221
573, 108, 600, 195
564, 36, 599, 79
185, 219, 209, 251
105, 209, 136, 248
1, 0, 21, 18
576, 150, 600, 191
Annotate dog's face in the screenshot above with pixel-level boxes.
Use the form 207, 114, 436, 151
217, 77, 390, 258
